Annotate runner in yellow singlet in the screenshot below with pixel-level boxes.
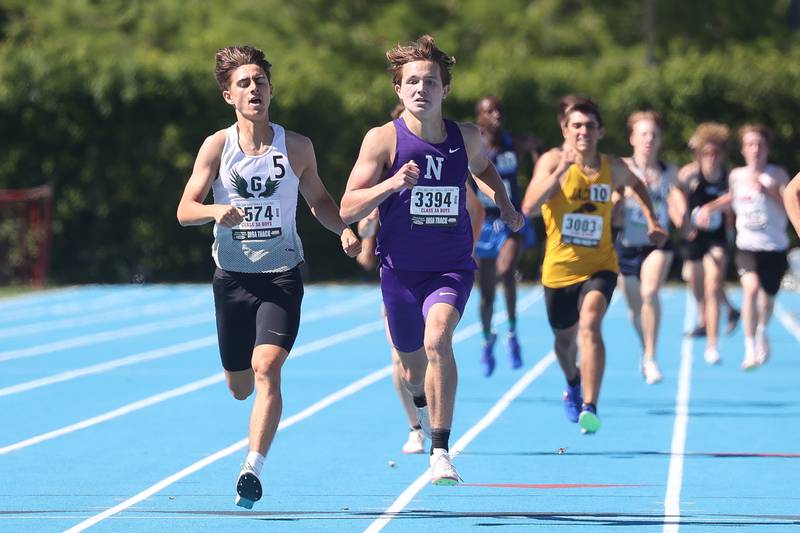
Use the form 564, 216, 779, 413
522, 96, 667, 434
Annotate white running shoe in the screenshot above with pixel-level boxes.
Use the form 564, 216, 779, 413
704, 347, 721, 365
402, 428, 426, 454
234, 464, 262, 509
741, 354, 759, 370
640, 358, 663, 384
430, 448, 460, 486
415, 406, 431, 439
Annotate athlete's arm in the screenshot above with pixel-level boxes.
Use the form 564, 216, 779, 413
290, 132, 361, 258
521, 147, 573, 217
461, 123, 523, 231
761, 166, 790, 206
611, 156, 668, 247
784, 173, 800, 237
672, 162, 698, 240
177, 131, 244, 227
465, 177, 485, 243
340, 124, 418, 224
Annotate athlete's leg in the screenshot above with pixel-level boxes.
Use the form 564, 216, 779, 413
423, 303, 462, 431
620, 275, 644, 347
248, 344, 290, 456
577, 291, 609, 406
703, 246, 727, 355
688, 258, 706, 328
740, 271, 759, 368
497, 234, 522, 328
553, 324, 579, 381
640, 250, 673, 359
477, 258, 497, 337
226, 369, 255, 400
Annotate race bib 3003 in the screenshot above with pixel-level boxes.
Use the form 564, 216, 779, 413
561, 213, 603, 247
231, 199, 283, 241
410, 186, 460, 227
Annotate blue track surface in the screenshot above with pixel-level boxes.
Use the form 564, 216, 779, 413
1, 284, 799, 532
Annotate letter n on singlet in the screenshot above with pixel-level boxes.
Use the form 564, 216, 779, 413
424, 155, 444, 181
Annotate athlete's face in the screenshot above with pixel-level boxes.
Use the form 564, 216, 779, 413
630, 120, 661, 158
223, 64, 272, 120
476, 98, 503, 132
741, 131, 768, 167
562, 111, 603, 154
395, 60, 449, 117
697, 142, 723, 175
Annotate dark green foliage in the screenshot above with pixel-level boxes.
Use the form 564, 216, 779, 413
0, 0, 797, 283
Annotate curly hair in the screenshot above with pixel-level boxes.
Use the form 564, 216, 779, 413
386, 35, 455, 87
688, 122, 730, 152
559, 95, 603, 128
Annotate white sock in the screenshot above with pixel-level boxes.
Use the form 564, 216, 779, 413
744, 336, 756, 359
245, 451, 265, 477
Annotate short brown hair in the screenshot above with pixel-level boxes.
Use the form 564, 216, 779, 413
386, 35, 455, 87
738, 123, 772, 146
627, 110, 662, 132
214, 45, 272, 91
559, 95, 603, 127
688, 122, 730, 152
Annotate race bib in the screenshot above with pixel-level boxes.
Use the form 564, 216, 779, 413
741, 206, 767, 230
231, 198, 283, 241
410, 186, 460, 227
562, 213, 603, 247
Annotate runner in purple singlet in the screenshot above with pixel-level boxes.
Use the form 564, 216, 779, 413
340, 35, 523, 485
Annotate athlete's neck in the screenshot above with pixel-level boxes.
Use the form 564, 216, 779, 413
700, 162, 723, 182
745, 160, 767, 173
633, 152, 656, 170
574, 149, 600, 172
402, 112, 446, 143
236, 118, 274, 155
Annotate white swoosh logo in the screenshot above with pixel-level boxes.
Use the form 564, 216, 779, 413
438, 292, 457, 297
448, 148, 460, 154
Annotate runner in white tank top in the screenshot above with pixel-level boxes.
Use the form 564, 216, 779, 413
694, 124, 790, 370
177, 45, 360, 509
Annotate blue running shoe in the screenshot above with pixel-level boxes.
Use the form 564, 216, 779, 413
480, 333, 497, 377
562, 381, 582, 423
579, 403, 601, 434
508, 333, 522, 369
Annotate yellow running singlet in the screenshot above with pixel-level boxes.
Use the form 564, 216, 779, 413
541, 155, 619, 288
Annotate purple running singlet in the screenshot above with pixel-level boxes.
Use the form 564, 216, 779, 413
377, 118, 475, 272
377, 118, 476, 352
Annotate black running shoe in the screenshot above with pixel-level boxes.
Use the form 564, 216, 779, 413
685, 324, 706, 338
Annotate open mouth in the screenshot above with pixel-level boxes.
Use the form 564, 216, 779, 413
249, 97, 262, 105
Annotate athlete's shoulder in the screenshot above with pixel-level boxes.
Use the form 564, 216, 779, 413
284, 129, 313, 153
360, 121, 397, 153
198, 129, 228, 161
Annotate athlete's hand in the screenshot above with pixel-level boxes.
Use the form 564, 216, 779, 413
213, 205, 244, 227
693, 205, 713, 230
647, 222, 669, 248
557, 146, 578, 172
387, 160, 420, 192
341, 227, 362, 258
501, 207, 524, 232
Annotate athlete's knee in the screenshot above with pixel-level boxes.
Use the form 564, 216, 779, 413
229, 382, 254, 401
251, 350, 285, 386
641, 288, 659, 307
423, 330, 454, 364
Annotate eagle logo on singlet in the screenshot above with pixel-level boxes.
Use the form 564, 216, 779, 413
230, 169, 280, 199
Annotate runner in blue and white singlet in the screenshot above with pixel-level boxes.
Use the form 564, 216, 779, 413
177, 45, 360, 509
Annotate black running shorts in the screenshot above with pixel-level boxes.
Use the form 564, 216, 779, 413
212, 266, 304, 372
735, 249, 788, 296
544, 270, 618, 330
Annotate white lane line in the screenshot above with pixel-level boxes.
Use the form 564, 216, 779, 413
663, 291, 696, 533
0, 291, 381, 397
0, 337, 216, 398
0, 294, 210, 340
0, 374, 225, 455
0, 313, 387, 454
775, 302, 800, 341
0, 314, 214, 363
62, 287, 543, 531
62, 365, 393, 533
364, 351, 557, 533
